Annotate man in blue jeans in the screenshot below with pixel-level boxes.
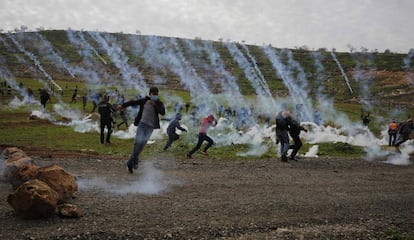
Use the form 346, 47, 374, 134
275, 111, 293, 162
121, 87, 165, 173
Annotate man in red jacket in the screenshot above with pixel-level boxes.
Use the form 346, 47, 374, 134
186, 114, 217, 159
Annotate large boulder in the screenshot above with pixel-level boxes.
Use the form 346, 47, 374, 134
1, 147, 37, 187
7, 164, 39, 188
35, 164, 78, 201
1, 147, 30, 161
7, 179, 58, 219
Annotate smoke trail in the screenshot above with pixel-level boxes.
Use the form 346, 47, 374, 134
181, 39, 247, 108
88, 31, 147, 96
348, 48, 378, 109
403, 49, 414, 85
34, 32, 75, 78
6, 34, 62, 91
262, 46, 314, 121
225, 42, 276, 111
169, 38, 218, 113
310, 51, 326, 101
240, 43, 275, 106
66, 30, 110, 85
3, 34, 101, 132
0, 51, 41, 106
0, 35, 11, 48
330, 50, 353, 94
1, 36, 67, 108
309, 51, 351, 125
76, 31, 107, 65
139, 36, 217, 114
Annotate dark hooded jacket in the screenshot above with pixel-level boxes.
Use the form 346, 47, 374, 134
122, 96, 165, 129
289, 119, 306, 136
167, 113, 186, 135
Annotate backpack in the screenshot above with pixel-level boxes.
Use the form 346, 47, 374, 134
388, 122, 398, 131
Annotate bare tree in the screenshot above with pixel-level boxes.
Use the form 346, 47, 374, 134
20, 25, 28, 32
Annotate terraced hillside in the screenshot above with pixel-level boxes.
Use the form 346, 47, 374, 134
0, 30, 413, 109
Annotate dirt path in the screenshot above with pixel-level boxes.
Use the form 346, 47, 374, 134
1, 150, 413, 239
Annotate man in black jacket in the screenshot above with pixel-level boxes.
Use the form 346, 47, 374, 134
276, 111, 293, 162
121, 87, 165, 173
395, 118, 413, 147
288, 119, 308, 161
98, 95, 115, 144
163, 112, 187, 151
40, 89, 51, 108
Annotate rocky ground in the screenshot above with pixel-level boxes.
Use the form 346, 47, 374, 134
1, 148, 414, 239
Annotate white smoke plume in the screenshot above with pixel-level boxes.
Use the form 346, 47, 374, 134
226, 42, 276, 112
7, 33, 62, 91
263, 46, 314, 121
330, 50, 353, 94
237, 144, 269, 157
304, 145, 319, 157
403, 49, 414, 85
34, 32, 75, 78
29, 109, 57, 122
9, 96, 39, 108
88, 31, 147, 96
385, 142, 413, 165
77, 161, 182, 195
182, 39, 247, 108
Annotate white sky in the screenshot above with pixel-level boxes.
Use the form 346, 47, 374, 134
1, 0, 413, 53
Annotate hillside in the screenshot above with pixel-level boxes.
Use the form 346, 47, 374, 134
0, 30, 413, 110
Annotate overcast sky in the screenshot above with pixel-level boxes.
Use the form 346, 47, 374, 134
1, 0, 413, 53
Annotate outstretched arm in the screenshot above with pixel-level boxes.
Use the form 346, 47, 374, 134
154, 100, 166, 115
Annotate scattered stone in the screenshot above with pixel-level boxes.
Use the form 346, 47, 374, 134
28, 114, 39, 120
57, 203, 82, 218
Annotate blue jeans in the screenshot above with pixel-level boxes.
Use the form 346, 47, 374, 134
128, 122, 154, 168
276, 129, 290, 156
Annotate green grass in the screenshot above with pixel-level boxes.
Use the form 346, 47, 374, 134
2, 74, 410, 160
0, 98, 369, 160
384, 227, 414, 240
316, 142, 365, 157
0, 111, 132, 156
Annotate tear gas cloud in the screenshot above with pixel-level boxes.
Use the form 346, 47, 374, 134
77, 161, 182, 195
8, 34, 62, 91
1, 31, 413, 166
385, 144, 414, 165
226, 42, 276, 112
88, 32, 147, 96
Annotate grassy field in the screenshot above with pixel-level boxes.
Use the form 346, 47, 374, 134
0, 77, 372, 160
